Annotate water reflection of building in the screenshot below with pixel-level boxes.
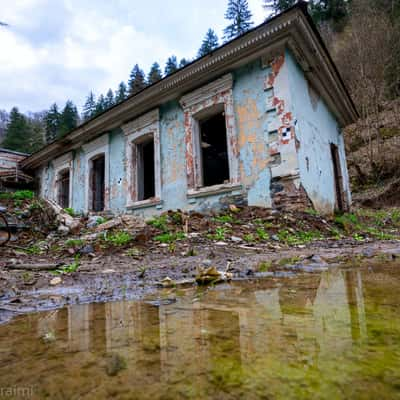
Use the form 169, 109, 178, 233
38, 269, 368, 386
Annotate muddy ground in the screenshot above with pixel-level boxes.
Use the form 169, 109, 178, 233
1, 195, 400, 324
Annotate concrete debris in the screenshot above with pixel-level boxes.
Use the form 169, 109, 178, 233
95, 217, 122, 232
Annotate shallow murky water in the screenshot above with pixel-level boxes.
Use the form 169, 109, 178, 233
1, 265, 400, 399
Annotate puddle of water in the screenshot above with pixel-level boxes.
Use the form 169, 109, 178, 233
1, 265, 400, 399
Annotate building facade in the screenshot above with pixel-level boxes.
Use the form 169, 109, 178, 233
21, 3, 358, 216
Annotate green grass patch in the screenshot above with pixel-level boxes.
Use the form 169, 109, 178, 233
147, 215, 169, 232
154, 231, 186, 243
106, 231, 133, 246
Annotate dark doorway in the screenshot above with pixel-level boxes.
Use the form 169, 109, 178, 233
58, 169, 70, 208
91, 155, 105, 212
137, 138, 155, 201
199, 112, 230, 187
330, 143, 345, 211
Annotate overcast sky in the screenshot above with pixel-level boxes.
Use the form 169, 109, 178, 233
0, 0, 267, 114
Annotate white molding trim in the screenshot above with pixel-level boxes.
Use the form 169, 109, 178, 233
180, 75, 239, 191
52, 152, 73, 208
180, 74, 233, 109
122, 109, 159, 137
83, 134, 110, 212
124, 109, 161, 208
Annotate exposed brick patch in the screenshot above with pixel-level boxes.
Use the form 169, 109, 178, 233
270, 177, 312, 211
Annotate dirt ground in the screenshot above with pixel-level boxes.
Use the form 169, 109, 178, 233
1, 196, 400, 324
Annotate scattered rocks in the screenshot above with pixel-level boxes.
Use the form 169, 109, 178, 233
50, 277, 62, 286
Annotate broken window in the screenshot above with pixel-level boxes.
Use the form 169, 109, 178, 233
135, 137, 155, 201
90, 154, 105, 212
198, 111, 230, 187
57, 169, 70, 208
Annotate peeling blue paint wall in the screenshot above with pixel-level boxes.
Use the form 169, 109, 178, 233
286, 49, 351, 213
233, 60, 272, 208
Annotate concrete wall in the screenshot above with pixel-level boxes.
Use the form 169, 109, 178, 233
38, 50, 350, 216
286, 49, 351, 213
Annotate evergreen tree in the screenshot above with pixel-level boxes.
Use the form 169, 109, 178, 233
59, 100, 78, 137
115, 82, 128, 103
147, 62, 163, 85
179, 58, 190, 68
2, 107, 41, 153
128, 64, 147, 95
263, 0, 297, 15
164, 56, 178, 76
45, 103, 60, 143
223, 0, 254, 40
95, 94, 106, 115
198, 29, 219, 57
82, 92, 96, 121
105, 89, 115, 109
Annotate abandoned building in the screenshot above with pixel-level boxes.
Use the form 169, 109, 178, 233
0, 148, 33, 191
21, 2, 358, 216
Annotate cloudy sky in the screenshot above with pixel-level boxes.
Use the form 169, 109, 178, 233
1, 0, 267, 114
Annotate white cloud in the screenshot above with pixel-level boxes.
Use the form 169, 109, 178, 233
0, 0, 269, 113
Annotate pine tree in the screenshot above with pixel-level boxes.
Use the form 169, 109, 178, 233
59, 101, 78, 137
223, 0, 254, 40
95, 94, 106, 115
115, 82, 127, 103
105, 89, 115, 109
128, 64, 147, 95
198, 29, 219, 57
83, 92, 96, 121
164, 56, 178, 76
2, 107, 36, 153
147, 62, 163, 85
179, 58, 190, 68
263, 0, 297, 15
45, 103, 60, 143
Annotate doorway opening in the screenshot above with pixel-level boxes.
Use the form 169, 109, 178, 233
57, 169, 70, 208
136, 137, 155, 201
90, 154, 105, 212
199, 112, 230, 187
330, 143, 345, 211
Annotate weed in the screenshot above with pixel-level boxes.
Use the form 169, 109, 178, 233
277, 229, 322, 245
214, 214, 236, 224
154, 231, 186, 243
26, 245, 42, 255
96, 217, 107, 225
170, 212, 183, 225
305, 208, 319, 216
212, 227, 228, 241
106, 231, 133, 246
353, 233, 364, 242
257, 261, 272, 272
64, 207, 76, 217
243, 233, 256, 243
147, 215, 169, 232
334, 213, 361, 232
53, 256, 80, 275
168, 242, 176, 253
256, 227, 269, 241
65, 239, 84, 248
0, 190, 34, 201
